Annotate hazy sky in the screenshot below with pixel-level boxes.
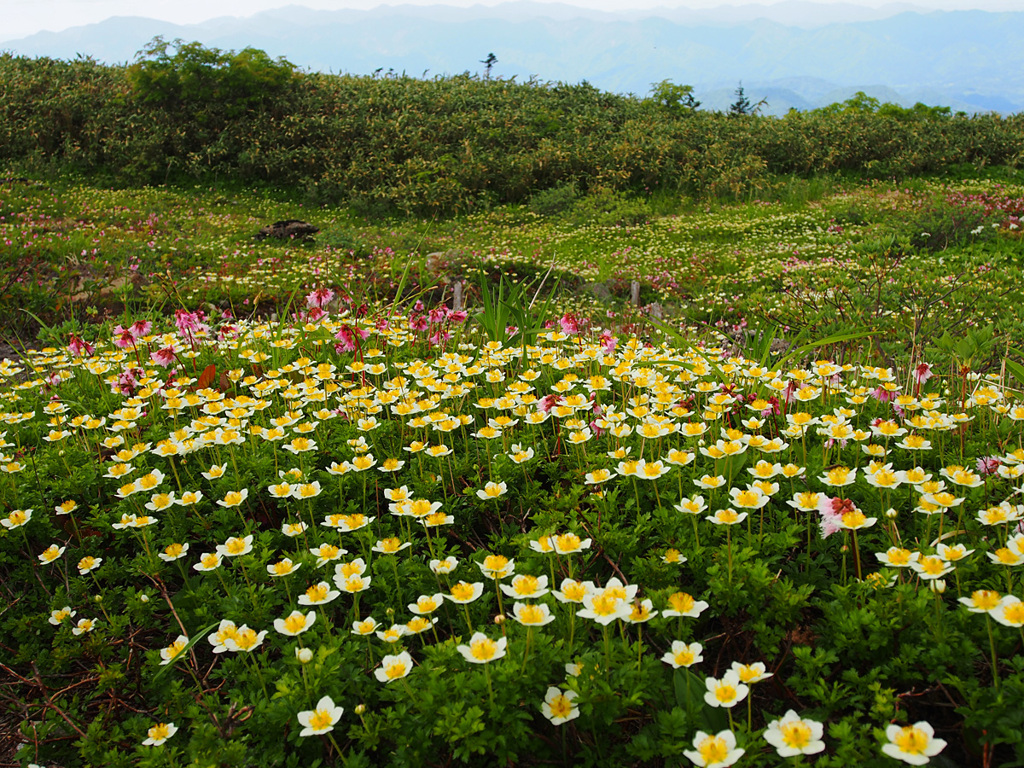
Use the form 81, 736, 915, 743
2, 0, 1020, 39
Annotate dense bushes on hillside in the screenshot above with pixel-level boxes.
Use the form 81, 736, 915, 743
2, 42, 1023, 213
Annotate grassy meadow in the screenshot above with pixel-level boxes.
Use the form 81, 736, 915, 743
4, 45, 1024, 768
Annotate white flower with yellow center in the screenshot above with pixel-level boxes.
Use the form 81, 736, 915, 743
216, 535, 254, 558
38, 544, 65, 564
159, 635, 189, 665
729, 486, 769, 510
875, 547, 919, 568
577, 592, 627, 625
143, 722, 178, 746
553, 578, 590, 604
882, 721, 947, 765
274, 610, 316, 636
764, 710, 825, 756
662, 640, 703, 668
208, 620, 239, 653
476, 481, 508, 500
409, 593, 444, 615
297, 696, 343, 738
267, 558, 301, 577
684, 730, 745, 768
374, 651, 414, 683
707, 509, 747, 526
501, 574, 549, 599
541, 687, 580, 725
216, 489, 249, 509
663, 591, 709, 618
704, 671, 748, 708
225, 626, 267, 653
457, 632, 507, 664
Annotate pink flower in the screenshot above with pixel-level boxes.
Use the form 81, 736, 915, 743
559, 313, 580, 335
112, 326, 137, 349
976, 456, 1000, 475
151, 346, 177, 368
428, 308, 447, 324
409, 315, 429, 332
113, 368, 143, 397
174, 310, 208, 339
913, 362, 933, 386
306, 286, 335, 309
539, 394, 562, 413
448, 310, 468, 324
130, 320, 152, 339
816, 497, 851, 538
67, 334, 94, 357
428, 329, 451, 347
871, 386, 895, 403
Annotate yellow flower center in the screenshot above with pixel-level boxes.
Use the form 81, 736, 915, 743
234, 628, 259, 650
407, 617, 431, 633
225, 538, 247, 555
284, 615, 307, 633
698, 735, 730, 763
385, 661, 407, 680
734, 490, 759, 507
514, 576, 540, 595
591, 594, 620, 616
471, 638, 498, 661
971, 590, 1001, 611
674, 649, 695, 666
893, 726, 929, 755
548, 695, 572, 718
888, 549, 912, 566
483, 555, 508, 572
668, 592, 695, 612
827, 468, 849, 483
451, 583, 476, 601
309, 709, 333, 731
717, 510, 740, 524
417, 597, 438, 612
166, 640, 186, 658
714, 684, 737, 704
517, 604, 547, 624
1003, 603, 1024, 625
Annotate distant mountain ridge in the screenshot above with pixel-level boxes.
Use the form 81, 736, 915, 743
3, 2, 1022, 114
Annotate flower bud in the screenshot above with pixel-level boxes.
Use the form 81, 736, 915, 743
885, 508, 898, 519
929, 579, 947, 594
494, 614, 506, 625
295, 647, 313, 664
140, 594, 150, 603
354, 704, 366, 715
